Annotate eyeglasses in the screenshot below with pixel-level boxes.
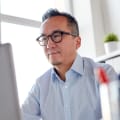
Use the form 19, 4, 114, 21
36, 30, 77, 46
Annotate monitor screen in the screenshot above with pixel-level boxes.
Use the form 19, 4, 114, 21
0, 43, 21, 120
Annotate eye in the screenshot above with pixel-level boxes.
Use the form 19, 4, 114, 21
52, 32, 61, 39
40, 36, 48, 41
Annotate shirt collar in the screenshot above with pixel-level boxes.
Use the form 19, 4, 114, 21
51, 54, 84, 81
70, 54, 84, 76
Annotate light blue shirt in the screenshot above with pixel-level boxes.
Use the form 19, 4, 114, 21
21, 54, 117, 120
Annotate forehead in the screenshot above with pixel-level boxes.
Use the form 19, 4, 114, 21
40, 16, 70, 34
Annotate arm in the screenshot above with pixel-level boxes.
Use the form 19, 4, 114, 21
21, 81, 41, 120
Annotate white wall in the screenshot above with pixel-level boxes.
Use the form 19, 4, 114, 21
100, 0, 120, 73
72, 0, 120, 58
90, 0, 105, 56
101, 0, 120, 37
92, 0, 120, 55
73, 0, 96, 58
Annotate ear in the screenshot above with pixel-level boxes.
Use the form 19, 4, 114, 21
75, 36, 81, 49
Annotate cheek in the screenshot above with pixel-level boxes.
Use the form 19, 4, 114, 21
61, 44, 75, 55
43, 48, 48, 57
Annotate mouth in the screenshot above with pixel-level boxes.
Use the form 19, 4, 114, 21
48, 51, 60, 55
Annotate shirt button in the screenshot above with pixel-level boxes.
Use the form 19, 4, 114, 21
64, 85, 68, 88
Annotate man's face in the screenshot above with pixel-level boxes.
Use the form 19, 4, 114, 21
40, 16, 81, 67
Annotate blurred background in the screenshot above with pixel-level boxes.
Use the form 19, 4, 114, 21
0, 0, 120, 105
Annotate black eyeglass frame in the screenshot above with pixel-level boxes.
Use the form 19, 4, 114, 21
36, 30, 77, 46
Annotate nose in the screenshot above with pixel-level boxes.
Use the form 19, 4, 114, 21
46, 36, 56, 48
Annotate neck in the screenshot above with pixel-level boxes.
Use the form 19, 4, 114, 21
54, 61, 73, 81
53, 53, 77, 81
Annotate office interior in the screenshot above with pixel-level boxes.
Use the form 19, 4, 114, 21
0, 0, 120, 105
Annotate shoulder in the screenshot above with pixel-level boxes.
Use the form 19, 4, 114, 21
82, 57, 117, 81
82, 57, 112, 69
36, 68, 52, 84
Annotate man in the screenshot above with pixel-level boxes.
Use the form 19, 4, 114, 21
21, 8, 117, 120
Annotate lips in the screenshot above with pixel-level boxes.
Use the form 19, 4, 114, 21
48, 52, 58, 55
47, 51, 60, 55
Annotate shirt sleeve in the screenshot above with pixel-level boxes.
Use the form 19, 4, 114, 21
103, 63, 118, 82
21, 80, 41, 120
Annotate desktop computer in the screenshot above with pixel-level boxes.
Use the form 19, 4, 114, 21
0, 43, 21, 120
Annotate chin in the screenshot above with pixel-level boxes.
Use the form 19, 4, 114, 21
50, 60, 62, 66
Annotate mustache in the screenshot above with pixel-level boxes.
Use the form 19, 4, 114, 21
47, 50, 61, 55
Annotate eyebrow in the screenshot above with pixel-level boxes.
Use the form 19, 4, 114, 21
40, 29, 64, 36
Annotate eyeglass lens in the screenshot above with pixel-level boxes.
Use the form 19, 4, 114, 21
39, 31, 62, 46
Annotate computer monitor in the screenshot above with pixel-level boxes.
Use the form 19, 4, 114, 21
0, 43, 21, 120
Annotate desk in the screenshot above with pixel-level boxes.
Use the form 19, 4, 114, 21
95, 50, 120, 63
95, 50, 120, 73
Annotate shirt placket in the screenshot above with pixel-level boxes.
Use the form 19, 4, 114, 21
61, 72, 72, 120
